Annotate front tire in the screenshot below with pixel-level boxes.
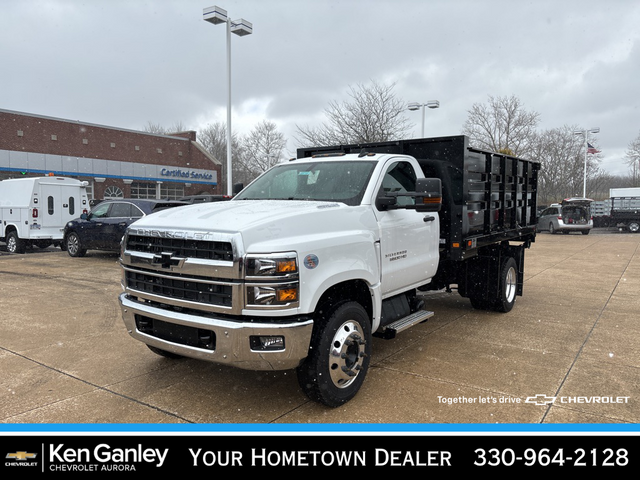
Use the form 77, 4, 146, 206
549, 223, 556, 234
66, 232, 86, 257
297, 301, 372, 407
6, 231, 25, 254
628, 222, 640, 233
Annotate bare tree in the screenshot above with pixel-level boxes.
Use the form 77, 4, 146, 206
462, 95, 540, 157
295, 81, 413, 147
531, 125, 603, 203
143, 120, 187, 135
242, 120, 287, 178
625, 130, 640, 186
198, 121, 244, 193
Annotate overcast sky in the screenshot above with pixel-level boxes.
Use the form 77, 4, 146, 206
2, 0, 639, 175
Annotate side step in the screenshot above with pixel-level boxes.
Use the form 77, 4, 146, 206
375, 310, 434, 340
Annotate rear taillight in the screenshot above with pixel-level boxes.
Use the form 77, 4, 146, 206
32, 208, 38, 218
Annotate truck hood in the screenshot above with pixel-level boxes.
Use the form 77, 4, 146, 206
130, 199, 377, 252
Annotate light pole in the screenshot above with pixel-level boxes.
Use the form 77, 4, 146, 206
203, 6, 253, 196
573, 127, 599, 198
407, 100, 440, 138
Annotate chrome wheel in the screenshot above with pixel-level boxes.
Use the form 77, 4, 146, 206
297, 301, 372, 407
66, 232, 86, 257
328, 320, 367, 389
504, 264, 517, 305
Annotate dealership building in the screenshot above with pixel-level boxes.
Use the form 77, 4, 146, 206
0, 109, 221, 201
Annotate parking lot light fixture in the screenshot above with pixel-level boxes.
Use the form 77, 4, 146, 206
573, 127, 600, 198
203, 5, 253, 196
407, 100, 440, 138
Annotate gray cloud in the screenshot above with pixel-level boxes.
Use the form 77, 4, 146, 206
1, 0, 639, 174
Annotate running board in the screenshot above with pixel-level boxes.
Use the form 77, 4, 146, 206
375, 310, 434, 339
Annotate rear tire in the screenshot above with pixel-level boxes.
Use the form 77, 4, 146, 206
494, 257, 518, 313
297, 301, 372, 407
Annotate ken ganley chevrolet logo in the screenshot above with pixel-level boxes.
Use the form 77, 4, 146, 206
526, 394, 630, 406
5, 451, 38, 467
47, 443, 168, 472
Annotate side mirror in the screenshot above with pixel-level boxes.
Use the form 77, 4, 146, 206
415, 178, 442, 213
81, 213, 89, 220
375, 196, 397, 211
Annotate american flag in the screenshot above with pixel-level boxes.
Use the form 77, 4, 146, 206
587, 143, 600, 154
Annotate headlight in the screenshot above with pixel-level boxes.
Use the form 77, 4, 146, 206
244, 253, 299, 309
246, 285, 299, 306
245, 253, 298, 279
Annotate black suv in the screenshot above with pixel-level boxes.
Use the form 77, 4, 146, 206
63, 199, 186, 257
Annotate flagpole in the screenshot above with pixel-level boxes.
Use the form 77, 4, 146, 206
574, 127, 599, 198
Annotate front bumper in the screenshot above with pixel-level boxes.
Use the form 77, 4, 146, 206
119, 293, 314, 371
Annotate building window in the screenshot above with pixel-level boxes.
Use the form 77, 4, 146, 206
104, 186, 124, 199
17, 130, 23, 137
160, 183, 185, 200
51, 135, 57, 141
130, 182, 157, 199
83, 138, 88, 144
110, 142, 116, 148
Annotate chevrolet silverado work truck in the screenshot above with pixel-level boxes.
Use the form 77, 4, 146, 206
118, 136, 539, 407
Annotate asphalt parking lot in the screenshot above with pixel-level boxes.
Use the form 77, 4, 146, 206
1, 230, 638, 427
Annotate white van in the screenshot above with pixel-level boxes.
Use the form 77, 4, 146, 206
0, 176, 89, 253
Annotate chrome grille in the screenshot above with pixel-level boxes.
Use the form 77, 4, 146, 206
126, 234, 233, 261
125, 269, 233, 308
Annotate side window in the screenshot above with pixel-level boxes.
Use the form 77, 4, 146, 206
109, 202, 133, 218
90, 202, 111, 218
378, 161, 417, 207
69, 197, 75, 216
48, 196, 54, 215
130, 205, 144, 218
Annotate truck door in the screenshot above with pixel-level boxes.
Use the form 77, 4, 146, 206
40, 184, 63, 230
374, 159, 440, 297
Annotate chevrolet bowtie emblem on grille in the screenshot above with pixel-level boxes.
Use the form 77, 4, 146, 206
152, 251, 186, 269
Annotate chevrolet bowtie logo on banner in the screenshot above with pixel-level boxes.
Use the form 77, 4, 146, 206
6, 451, 37, 461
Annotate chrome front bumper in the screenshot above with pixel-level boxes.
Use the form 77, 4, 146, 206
119, 293, 314, 371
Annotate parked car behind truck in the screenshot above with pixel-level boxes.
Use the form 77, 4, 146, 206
117, 135, 539, 407
537, 198, 593, 235
63, 198, 186, 257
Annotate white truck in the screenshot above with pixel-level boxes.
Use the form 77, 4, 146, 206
609, 187, 640, 233
0, 176, 89, 253
118, 136, 539, 407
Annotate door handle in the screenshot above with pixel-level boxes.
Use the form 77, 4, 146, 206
423, 215, 435, 223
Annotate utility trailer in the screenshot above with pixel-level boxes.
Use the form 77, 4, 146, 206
0, 176, 89, 253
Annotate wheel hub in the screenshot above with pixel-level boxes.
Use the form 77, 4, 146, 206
328, 320, 367, 389
505, 266, 517, 303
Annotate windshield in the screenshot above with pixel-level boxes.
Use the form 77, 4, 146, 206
234, 160, 376, 206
